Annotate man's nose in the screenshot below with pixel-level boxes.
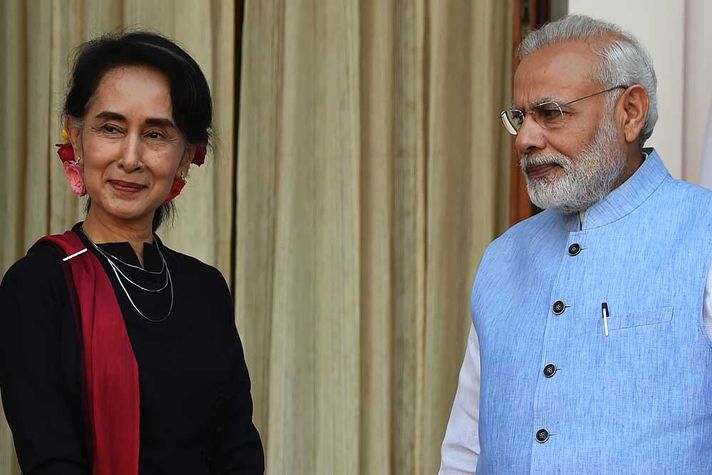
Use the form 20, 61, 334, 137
514, 115, 547, 156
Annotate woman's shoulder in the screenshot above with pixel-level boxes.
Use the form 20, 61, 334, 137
159, 244, 230, 292
1, 241, 66, 292
0, 241, 71, 321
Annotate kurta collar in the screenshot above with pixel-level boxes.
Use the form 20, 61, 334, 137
560, 148, 669, 231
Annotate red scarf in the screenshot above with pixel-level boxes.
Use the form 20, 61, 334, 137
34, 231, 139, 475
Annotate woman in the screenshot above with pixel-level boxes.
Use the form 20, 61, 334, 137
0, 32, 264, 474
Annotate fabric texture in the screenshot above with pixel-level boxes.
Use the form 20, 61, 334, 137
236, 1, 512, 472
444, 150, 712, 474
1, 1, 512, 473
35, 232, 139, 475
0, 3, 235, 472
0, 225, 264, 474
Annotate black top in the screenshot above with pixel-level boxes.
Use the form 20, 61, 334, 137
0, 225, 264, 474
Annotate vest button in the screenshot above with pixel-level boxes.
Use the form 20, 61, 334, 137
568, 243, 581, 256
552, 300, 566, 315
543, 364, 557, 377
536, 429, 549, 443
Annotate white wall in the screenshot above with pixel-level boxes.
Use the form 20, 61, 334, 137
568, 0, 712, 184
568, 0, 686, 178
683, 0, 712, 183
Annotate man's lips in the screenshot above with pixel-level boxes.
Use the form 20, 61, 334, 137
526, 163, 560, 179
108, 179, 147, 193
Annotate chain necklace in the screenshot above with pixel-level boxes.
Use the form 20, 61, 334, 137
80, 227, 174, 323
94, 244, 166, 275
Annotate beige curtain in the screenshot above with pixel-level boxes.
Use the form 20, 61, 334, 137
1, 0, 512, 473
236, 1, 512, 473
0, 1, 234, 473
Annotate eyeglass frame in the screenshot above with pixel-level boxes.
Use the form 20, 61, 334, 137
500, 85, 629, 136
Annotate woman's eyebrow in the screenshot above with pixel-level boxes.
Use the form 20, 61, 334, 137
93, 111, 176, 129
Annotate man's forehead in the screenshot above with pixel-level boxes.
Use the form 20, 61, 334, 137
512, 41, 603, 106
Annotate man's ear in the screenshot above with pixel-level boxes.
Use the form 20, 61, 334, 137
618, 84, 649, 144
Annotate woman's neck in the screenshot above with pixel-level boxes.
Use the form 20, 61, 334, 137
82, 213, 153, 266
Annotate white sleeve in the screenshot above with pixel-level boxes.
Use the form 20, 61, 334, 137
704, 262, 712, 340
439, 323, 481, 475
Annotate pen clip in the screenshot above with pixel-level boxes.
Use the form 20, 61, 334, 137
601, 302, 609, 337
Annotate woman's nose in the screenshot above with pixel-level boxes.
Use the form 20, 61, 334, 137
118, 135, 143, 171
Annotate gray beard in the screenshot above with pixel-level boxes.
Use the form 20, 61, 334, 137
519, 115, 627, 215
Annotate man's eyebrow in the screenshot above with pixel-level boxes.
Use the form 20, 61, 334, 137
532, 96, 560, 107
509, 96, 559, 110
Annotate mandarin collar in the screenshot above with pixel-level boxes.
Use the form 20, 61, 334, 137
558, 148, 670, 232
98, 241, 162, 272
73, 222, 164, 272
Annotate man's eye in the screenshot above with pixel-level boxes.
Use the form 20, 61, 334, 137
510, 111, 525, 125
536, 108, 563, 122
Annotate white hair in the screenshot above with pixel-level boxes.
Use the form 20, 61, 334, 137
518, 15, 657, 147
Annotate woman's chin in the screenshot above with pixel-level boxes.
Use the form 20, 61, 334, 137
91, 202, 158, 225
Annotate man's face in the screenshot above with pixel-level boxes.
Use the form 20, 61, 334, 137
512, 41, 627, 214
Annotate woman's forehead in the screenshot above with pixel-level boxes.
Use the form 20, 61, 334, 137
88, 65, 173, 118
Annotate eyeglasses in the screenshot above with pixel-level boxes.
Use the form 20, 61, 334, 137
500, 85, 628, 136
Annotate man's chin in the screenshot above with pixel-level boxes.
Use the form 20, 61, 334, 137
526, 182, 582, 215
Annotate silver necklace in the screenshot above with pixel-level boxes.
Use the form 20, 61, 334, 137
96, 245, 166, 275
81, 228, 174, 323
91, 243, 169, 293
83, 232, 166, 275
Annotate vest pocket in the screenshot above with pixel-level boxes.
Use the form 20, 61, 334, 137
606, 306, 673, 331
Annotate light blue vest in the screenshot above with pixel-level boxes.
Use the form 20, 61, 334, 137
472, 150, 712, 474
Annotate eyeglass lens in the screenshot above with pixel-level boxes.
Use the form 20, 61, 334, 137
502, 102, 564, 135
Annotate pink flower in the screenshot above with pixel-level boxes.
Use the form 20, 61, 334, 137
63, 162, 87, 196
56, 143, 75, 163
162, 177, 186, 205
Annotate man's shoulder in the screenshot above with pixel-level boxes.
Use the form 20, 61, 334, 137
665, 175, 712, 198
660, 176, 712, 214
491, 209, 560, 247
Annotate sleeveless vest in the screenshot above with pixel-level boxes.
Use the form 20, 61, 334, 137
473, 150, 712, 474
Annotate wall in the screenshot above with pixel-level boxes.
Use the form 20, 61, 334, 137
568, 0, 712, 183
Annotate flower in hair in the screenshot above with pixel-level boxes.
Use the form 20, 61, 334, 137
63, 162, 87, 196
163, 177, 186, 205
56, 143, 76, 163
192, 145, 207, 166
56, 130, 86, 196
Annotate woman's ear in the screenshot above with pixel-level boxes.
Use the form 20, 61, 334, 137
178, 144, 196, 178
619, 85, 649, 144
64, 117, 82, 155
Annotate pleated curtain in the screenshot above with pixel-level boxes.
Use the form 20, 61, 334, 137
0, 1, 512, 473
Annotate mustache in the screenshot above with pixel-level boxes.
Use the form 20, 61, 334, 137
520, 153, 572, 174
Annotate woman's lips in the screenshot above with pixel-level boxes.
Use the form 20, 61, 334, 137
526, 163, 559, 179
109, 180, 146, 193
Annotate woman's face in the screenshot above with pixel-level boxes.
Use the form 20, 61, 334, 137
69, 65, 193, 229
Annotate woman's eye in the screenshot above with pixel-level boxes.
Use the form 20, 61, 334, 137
102, 124, 120, 133
146, 131, 164, 139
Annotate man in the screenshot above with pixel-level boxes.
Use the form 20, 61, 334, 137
440, 14, 712, 474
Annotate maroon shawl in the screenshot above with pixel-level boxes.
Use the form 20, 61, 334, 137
34, 231, 139, 474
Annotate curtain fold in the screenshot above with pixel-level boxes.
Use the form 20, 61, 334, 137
237, 1, 512, 473
0, 2, 234, 473
2, 0, 511, 473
